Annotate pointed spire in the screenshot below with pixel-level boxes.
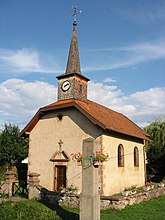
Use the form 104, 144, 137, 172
65, 22, 81, 74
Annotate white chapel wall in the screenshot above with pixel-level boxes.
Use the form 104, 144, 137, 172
28, 108, 102, 191
102, 134, 145, 195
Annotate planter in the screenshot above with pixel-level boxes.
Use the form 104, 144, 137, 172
77, 160, 82, 166
93, 160, 100, 168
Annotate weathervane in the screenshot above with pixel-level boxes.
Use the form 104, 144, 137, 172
71, 5, 82, 25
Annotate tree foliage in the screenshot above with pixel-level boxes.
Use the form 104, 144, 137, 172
0, 123, 28, 167
144, 116, 165, 177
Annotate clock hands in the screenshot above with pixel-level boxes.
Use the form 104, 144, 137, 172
64, 82, 70, 88
61, 80, 71, 91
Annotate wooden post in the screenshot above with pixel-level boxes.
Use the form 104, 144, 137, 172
80, 138, 100, 220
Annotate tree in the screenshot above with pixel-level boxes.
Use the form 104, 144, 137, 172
0, 123, 28, 167
144, 116, 165, 178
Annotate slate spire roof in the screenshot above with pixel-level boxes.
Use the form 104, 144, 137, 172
65, 22, 81, 74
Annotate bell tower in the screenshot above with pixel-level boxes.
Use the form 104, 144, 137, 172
56, 6, 90, 102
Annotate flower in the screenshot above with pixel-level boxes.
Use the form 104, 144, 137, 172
67, 183, 78, 192
59, 184, 78, 193
93, 150, 109, 162
71, 148, 109, 163
71, 152, 83, 161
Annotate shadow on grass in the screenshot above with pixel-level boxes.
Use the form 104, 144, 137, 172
41, 201, 79, 220
36, 186, 79, 220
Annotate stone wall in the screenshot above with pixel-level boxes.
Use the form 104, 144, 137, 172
100, 187, 165, 210
29, 185, 78, 206
29, 185, 165, 210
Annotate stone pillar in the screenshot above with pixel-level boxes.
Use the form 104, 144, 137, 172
5, 171, 15, 197
28, 172, 40, 199
80, 138, 100, 220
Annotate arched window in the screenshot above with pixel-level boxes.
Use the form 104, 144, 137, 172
118, 144, 124, 167
134, 147, 139, 167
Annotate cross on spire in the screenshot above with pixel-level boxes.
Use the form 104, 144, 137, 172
71, 5, 82, 25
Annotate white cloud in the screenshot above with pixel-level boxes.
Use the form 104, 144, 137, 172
0, 79, 164, 129
83, 41, 165, 72
88, 81, 165, 127
88, 81, 136, 116
0, 49, 40, 71
112, 1, 165, 24
103, 77, 116, 83
120, 42, 165, 61
129, 87, 165, 124
1, 41, 165, 75
0, 79, 56, 128
88, 81, 122, 104
0, 48, 62, 74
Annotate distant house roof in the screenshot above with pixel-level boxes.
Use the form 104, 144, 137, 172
20, 99, 150, 140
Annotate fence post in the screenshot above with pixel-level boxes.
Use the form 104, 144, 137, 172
80, 138, 100, 220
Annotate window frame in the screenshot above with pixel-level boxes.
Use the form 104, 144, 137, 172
118, 144, 124, 167
134, 147, 139, 167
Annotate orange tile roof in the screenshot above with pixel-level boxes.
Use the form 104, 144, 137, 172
21, 99, 149, 140
75, 100, 149, 140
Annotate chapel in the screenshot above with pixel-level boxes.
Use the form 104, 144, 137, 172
21, 16, 150, 196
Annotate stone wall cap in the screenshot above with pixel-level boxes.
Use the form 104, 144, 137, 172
5, 171, 15, 175
100, 196, 121, 201
29, 172, 40, 177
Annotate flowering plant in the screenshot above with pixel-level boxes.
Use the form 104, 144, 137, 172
71, 148, 109, 163
67, 183, 78, 193
93, 150, 109, 162
59, 183, 78, 194
71, 152, 83, 161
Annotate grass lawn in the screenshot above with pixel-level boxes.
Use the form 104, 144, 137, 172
0, 200, 61, 220
0, 195, 165, 220
100, 195, 165, 220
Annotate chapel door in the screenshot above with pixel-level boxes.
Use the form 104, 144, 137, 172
55, 166, 66, 191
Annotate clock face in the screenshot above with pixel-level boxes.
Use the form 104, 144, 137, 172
61, 80, 71, 91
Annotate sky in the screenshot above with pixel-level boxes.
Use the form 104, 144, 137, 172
0, 0, 165, 130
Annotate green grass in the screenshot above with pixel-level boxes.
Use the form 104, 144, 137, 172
100, 195, 165, 220
0, 195, 165, 220
0, 200, 61, 220
58, 195, 165, 220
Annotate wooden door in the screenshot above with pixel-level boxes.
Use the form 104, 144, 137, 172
55, 166, 66, 191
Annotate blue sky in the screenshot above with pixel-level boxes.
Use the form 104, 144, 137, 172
0, 0, 165, 129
